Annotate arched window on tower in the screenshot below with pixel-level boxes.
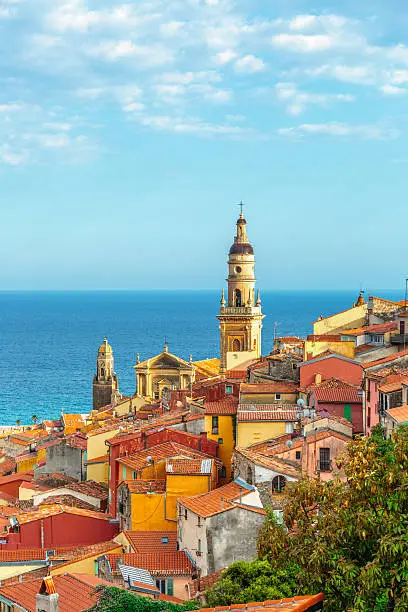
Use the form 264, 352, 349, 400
235, 289, 242, 307
232, 338, 241, 352
100, 367, 105, 378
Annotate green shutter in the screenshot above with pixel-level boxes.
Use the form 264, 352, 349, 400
167, 579, 174, 596
344, 404, 352, 422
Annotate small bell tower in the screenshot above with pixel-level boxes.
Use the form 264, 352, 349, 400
217, 204, 265, 375
92, 338, 120, 410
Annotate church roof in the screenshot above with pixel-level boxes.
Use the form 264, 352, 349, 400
134, 349, 195, 370
98, 338, 113, 355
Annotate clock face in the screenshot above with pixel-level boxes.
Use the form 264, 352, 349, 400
235, 266, 242, 273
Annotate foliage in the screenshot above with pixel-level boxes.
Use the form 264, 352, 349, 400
86, 587, 199, 612
206, 557, 301, 606
15, 419, 21, 427
258, 426, 408, 611
32, 414, 38, 424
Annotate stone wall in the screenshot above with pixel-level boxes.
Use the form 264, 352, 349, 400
206, 507, 265, 574
34, 441, 85, 481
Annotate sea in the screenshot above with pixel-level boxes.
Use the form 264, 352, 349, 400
0, 290, 403, 426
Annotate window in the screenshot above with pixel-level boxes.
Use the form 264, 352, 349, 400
319, 448, 331, 472
184, 508, 188, 520
156, 579, 174, 596
197, 516, 201, 527
295, 451, 301, 460
162, 536, 169, 544
212, 416, 219, 435
122, 466, 127, 480
154, 392, 159, 399
197, 539, 202, 555
132, 471, 136, 479
218, 437, 224, 444
275, 393, 281, 400
343, 404, 352, 422
232, 338, 241, 351
235, 289, 242, 307
271, 475, 286, 492
178, 525, 182, 540
226, 385, 232, 394
292, 363, 297, 370
221, 466, 227, 479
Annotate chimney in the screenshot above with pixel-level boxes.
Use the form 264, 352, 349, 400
36, 577, 59, 612
315, 373, 322, 385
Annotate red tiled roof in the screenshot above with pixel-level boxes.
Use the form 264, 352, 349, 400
65, 480, 108, 500
0, 573, 114, 612
48, 540, 122, 570
123, 530, 177, 553
0, 471, 33, 486
166, 458, 214, 474
386, 405, 408, 423
39, 495, 98, 511
121, 479, 166, 494
178, 481, 264, 518
204, 396, 238, 415
310, 378, 362, 403
198, 594, 325, 612
32, 473, 77, 488
118, 441, 216, 472
12, 504, 112, 525
363, 349, 408, 370
85, 454, 108, 465
106, 551, 194, 576
240, 383, 298, 394
235, 448, 300, 479
307, 334, 342, 341
237, 407, 298, 422
226, 370, 248, 380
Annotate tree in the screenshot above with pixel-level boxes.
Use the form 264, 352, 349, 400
205, 558, 301, 607
86, 587, 199, 612
32, 414, 38, 425
15, 419, 21, 428
258, 426, 408, 612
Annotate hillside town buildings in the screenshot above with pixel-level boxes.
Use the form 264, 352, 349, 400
1, 210, 408, 609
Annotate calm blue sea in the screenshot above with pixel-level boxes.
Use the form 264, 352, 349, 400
0, 290, 402, 425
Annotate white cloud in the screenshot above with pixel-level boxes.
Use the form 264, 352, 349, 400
138, 114, 254, 137
43, 122, 72, 131
275, 82, 354, 115
213, 49, 237, 65
272, 33, 338, 53
307, 64, 375, 85
0, 144, 27, 166
288, 14, 349, 31
0, 103, 23, 113
235, 55, 266, 73
162, 71, 221, 85
87, 40, 173, 66
380, 84, 406, 96
279, 122, 399, 140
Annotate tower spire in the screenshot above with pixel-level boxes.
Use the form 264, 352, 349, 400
238, 200, 245, 218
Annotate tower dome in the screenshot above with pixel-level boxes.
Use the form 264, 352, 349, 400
98, 338, 113, 356
229, 214, 254, 255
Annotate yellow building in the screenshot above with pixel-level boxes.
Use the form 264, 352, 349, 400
217, 210, 265, 375
313, 293, 367, 335
236, 405, 298, 448
86, 424, 121, 484
50, 541, 122, 577
16, 446, 47, 473
204, 396, 238, 481
62, 413, 85, 435
303, 338, 355, 360
134, 345, 195, 401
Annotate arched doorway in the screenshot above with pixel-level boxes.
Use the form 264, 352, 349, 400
271, 475, 287, 493
232, 338, 241, 352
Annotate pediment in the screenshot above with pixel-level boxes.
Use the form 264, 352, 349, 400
136, 350, 193, 370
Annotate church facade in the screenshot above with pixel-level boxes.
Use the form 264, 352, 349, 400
217, 211, 265, 375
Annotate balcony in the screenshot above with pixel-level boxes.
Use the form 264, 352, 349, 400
218, 306, 262, 316
316, 460, 332, 472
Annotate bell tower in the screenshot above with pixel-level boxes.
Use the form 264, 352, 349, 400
92, 338, 120, 410
217, 206, 265, 375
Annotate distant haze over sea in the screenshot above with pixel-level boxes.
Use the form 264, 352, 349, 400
0, 290, 403, 425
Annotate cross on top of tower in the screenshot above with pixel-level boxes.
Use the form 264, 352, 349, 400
238, 200, 245, 218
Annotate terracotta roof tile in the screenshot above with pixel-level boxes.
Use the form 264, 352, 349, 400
240, 383, 298, 394
363, 348, 408, 369
11, 504, 112, 525
123, 530, 177, 553
0, 573, 114, 611
39, 495, 98, 511
106, 551, 194, 576
310, 378, 362, 403
166, 458, 214, 475
49, 540, 122, 569
386, 405, 408, 423
204, 396, 238, 415
197, 595, 324, 612
85, 454, 108, 465
237, 406, 298, 422
235, 448, 300, 479
178, 480, 259, 518
121, 479, 166, 494
118, 441, 216, 472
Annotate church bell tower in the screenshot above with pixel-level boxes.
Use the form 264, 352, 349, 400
92, 338, 120, 410
217, 207, 265, 375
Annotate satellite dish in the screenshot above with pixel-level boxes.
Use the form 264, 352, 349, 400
286, 439, 293, 449
147, 455, 153, 463
297, 398, 305, 407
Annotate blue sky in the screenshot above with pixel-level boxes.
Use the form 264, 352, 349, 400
1, 0, 408, 291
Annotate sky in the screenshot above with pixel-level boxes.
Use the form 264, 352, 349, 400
1, 0, 408, 291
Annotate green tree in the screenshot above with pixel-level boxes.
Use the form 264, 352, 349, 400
258, 426, 408, 612
32, 414, 38, 425
206, 558, 301, 607
16, 419, 21, 428
86, 587, 198, 612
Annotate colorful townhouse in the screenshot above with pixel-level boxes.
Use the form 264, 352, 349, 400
204, 395, 238, 480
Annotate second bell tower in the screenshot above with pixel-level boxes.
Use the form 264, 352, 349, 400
217, 208, 264, 375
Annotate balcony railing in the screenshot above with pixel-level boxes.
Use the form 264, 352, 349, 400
219, 306, 262, 316
316, 460, 332, 472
